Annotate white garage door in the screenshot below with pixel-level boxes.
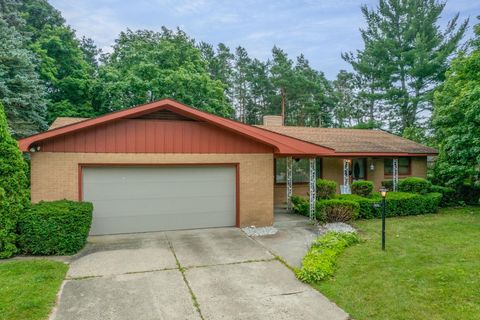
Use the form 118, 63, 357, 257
82, 166, 236, 235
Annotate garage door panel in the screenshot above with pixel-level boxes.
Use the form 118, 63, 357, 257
93, 210, 234, 235
89, 196, 235, 218
83, 166, 236, 235
83, 180, 234, 200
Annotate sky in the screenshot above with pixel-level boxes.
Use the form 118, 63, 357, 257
49, 0, 479, 80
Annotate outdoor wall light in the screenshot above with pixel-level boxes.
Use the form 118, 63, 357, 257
29, 145, 41, 153
370, 162, 375, 171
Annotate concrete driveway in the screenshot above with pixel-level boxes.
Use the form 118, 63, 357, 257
51, 228, 348, 320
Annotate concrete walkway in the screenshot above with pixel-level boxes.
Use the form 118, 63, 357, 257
51, 228, 348, 320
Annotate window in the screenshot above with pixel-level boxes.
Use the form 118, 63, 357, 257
384, 158, 410, 175
275, 158, 322, 183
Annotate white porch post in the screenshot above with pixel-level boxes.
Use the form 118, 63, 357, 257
342, 159, 351, 194
309, 158, 317, 220
392, 158, 399, 192
286, 156, 293, 212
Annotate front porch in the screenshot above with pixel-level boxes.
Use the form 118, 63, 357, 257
273, 156, 421, 219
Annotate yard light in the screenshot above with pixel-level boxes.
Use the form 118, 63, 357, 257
379, 186, 387, 250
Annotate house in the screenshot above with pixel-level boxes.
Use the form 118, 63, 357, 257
18, 99, 437, 235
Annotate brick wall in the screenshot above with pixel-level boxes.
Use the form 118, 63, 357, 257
31, 152, 274, 227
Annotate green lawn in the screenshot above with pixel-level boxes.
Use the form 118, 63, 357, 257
314, 207, 480, 320
0, 260, 68, 320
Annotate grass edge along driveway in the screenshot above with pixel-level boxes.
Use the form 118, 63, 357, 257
0, 259, 68, 320
314, 206, 480, 320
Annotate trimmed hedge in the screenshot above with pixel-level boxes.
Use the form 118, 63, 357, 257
18, 200, 93, 255
316, 199, 360, 222
381, 179, 394, 191
316, 179, 337, 199
291, 195, 309, 216
296, 231, 359, 283
429, 185, 457, 207
351, 181, 374, 197
337, 192, 442, 219
398, 177, 431, 194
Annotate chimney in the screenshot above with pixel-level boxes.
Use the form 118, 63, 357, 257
263, 115, 283, 126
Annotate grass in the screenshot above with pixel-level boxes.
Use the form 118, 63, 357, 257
0, 260, 68, 320
314, 206, 480, 320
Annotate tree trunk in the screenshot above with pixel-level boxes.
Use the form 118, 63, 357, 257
281, 87, 286, 125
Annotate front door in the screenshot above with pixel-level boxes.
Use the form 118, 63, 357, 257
351, 158, 366, 181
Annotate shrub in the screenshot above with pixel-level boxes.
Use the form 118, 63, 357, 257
0, 103, 29, 258
316, 179, 337, 199
18, 200, 93, 255
291, 195, 309, 216
398, 177, 431, 194
381, 179, 394, 191
296, 231, 359, 283
316, 199, 360, 222
430, 185, 457, 207
456, 184, 480, 205
351, 181, 374, 197
337, 191, 443, 219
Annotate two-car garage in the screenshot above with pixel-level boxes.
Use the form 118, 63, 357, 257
82, 166, 237, 235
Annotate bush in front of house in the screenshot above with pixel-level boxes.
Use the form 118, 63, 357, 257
316, 179, 337, 199
398, 177, 431, 194
316, 199, 360, 222
0, 103, 30, 259
429, 185, 457, 207
337, 192, 442, 219
296, 231, 359, 283
381, 179, 394, 191
291, 195, 309, 216
351, 181, 374, 197
18, 200, 93, 255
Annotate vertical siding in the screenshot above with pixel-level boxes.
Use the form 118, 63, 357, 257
40, 119, 273, 154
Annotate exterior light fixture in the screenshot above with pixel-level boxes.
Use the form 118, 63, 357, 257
379, 186, 387, 250
370, 162, 375, 171
28, 145, 41, 153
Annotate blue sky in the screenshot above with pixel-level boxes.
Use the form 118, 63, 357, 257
50, 0, 479, 79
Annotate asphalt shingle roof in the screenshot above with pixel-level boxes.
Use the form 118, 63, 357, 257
256, 125, 438, 154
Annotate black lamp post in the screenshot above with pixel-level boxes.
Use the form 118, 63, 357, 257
380, 186, 388, 250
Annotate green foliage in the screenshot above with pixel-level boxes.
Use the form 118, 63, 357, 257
30, 25, 98, 122
296, 231, 359, 283
337, 192, 442, 219
432, 19, 480, 191
18, 200, 93, 255
291, 195, 309, 217
351, 181, 374, 197
316, 199, 360, 222
429, 185, 457, 207
343, 0, 467, 134
316, 179, 337, 199
0, 17, 47, 137
97, 28, 232, 117
0, 103, 29, 258
398, 177, 431, 194
381, 179, 394, 191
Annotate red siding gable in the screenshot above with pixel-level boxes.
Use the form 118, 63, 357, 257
39, 119, 273, 154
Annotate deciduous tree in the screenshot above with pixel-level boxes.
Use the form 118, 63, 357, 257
432, 19, 480, 188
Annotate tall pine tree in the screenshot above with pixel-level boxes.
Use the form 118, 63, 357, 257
344, 0, 467, 135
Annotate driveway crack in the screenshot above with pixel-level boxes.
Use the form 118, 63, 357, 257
166, 234, 205, 320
